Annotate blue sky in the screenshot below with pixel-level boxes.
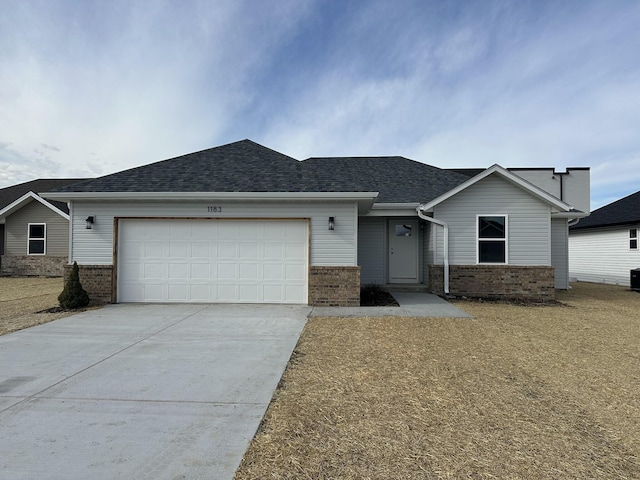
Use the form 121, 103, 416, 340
1, 0, 639, 209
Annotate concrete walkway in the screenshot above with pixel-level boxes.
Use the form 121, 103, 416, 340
311, 290, 473, 318
0, 303, 310, 480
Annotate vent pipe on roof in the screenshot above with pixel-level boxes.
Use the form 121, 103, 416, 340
416, 206, 449, 295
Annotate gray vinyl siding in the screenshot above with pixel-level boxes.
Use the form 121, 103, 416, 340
358, 217, 386, 284
551, 218, 569, 289
569, 226, 640, 286
70, 201, 357, 266
433, 175, 551, 266
511, 168, 590, 214
5, 201, 68, 256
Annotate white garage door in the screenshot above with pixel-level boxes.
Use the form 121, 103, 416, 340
117, 219, 308, 303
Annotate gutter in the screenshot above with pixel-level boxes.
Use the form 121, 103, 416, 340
416, 206, 449, 295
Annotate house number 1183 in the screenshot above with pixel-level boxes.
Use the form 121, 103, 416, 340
207, 206, 223, 213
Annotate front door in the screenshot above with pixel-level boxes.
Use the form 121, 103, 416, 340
388, 219, 419, 283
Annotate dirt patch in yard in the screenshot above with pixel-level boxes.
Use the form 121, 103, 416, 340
235, 282, 640, 479
0, 277, 79, 335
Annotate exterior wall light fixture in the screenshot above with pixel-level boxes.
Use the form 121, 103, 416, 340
328, 216, 335, 230
85, 216, 95, 229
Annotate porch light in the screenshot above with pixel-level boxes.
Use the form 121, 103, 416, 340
85, 216, 95, 229
328, 216, 335, 230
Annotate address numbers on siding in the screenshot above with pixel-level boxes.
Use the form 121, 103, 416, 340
207, 206, 223, 213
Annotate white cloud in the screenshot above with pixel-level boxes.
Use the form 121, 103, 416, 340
0, 0, 314, 184
1, 0, 639, 214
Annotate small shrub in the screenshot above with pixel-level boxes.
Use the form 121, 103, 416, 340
58, 261, 90, 309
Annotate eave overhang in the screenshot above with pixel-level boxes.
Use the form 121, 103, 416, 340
364, 203, 421, 217
41, 191, 380, 214
0, 191, 69, 223
418, 164, 575, 214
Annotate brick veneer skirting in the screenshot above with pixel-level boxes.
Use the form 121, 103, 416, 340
308, 266, 361, 306
428, 265, 555, 301
63, 264, 113, 304
0, 255, 67, 276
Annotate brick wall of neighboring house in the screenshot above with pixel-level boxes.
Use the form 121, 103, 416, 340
308, 266, 361, 306
428, 265, 555, 301
63, 264, 113, 304
0, 255, 67, 276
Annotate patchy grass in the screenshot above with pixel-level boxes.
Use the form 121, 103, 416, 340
235, 282, 640, 479
0, 276, 76, 335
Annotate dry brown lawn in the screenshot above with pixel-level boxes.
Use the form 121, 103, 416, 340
0, 276, 74, 335
235, 283, 640, 479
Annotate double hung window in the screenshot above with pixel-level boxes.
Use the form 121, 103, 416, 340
631, 228, 638, 250
28, 223, 46, 255
478, 215, 507, 263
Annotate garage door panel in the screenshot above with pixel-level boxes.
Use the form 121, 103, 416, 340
190, 284, 210, 301
264, 264, 283, 280
169, 263, 189, 279
217, 243, 237, 259
144, 263, 165, 280
191, 243, 210, 258
191, 263, 211, 279
285, 264, 306, 280
143, 284, 164, 302
285, 243, 306, 259
118, 219, 308, 303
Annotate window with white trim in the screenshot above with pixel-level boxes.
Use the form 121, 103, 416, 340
478, 215, 507, 263
631, 228, 638, 250
28, 223, 46, 255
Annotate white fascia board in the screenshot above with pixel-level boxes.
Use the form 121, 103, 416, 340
0, 191, 69, 221
41, 191, 377, 200
419, 164, 573, 212
41, 191, 380, 213
363, 203, 420, 217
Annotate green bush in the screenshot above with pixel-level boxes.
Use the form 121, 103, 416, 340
58, 261, 90, 309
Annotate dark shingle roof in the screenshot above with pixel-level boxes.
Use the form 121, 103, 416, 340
53, 140, 303, 193
0, 178, 90, 213
50, 139, 470, 204
571, 190, 640, 230
302, 156, 470, 203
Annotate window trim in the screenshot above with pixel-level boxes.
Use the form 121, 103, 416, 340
27, 223, 46, 255
631, 228, 638, 250
477, 214, 508, 264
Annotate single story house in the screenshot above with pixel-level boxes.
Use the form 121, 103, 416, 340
43, 140, 590, 305
569, 190, 640, 286
0, 179, 89, 276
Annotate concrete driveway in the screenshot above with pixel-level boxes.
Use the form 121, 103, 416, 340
0, 303, 311, 480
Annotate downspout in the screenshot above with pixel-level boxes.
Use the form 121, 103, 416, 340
416, 206, 449, 295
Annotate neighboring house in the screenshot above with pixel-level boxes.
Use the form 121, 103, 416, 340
43, 140, 589, 305
0, 179, 89, 276
569, 190, 640, 286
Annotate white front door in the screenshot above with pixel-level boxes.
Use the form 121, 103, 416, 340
388, 219, 419, 283
117, 219, 308, 303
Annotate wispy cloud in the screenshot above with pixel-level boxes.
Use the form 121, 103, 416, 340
1, 0, 639, 211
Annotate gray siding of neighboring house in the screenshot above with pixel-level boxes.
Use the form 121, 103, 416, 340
358, 217, 386, 284
5, 201, 68, 256
551, 218, 569, 289
69, 201, 358, 266
0, 224, 4, 255
569, 225, 640, 286
433, 174, 552, 266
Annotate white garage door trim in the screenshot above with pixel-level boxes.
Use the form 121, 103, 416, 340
116, 218, 309, 304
